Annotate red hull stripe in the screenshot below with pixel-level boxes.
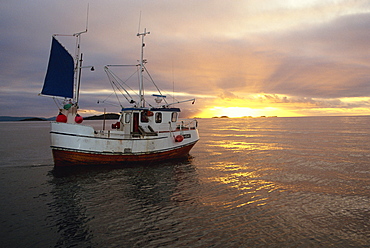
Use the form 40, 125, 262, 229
52, 142, 197, 167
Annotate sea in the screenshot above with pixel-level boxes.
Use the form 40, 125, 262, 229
0, 117, 369, 247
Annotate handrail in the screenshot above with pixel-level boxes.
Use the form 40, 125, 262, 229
176, 119, 198, 130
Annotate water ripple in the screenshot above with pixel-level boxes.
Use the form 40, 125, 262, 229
1, 117, 370, 247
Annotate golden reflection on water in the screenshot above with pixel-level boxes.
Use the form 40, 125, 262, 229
203, 161, 286, 209
209, 140, 283, 151
199, 117, 370, 213
199, 121, 288, 210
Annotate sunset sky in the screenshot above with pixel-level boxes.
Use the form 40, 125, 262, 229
1, 0, 370, 118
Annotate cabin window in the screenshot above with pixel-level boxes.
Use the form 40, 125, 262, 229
125, 113, 131, 123
141, 112, 149, 123
171, 112, 178, 122
155, 112, 162, 123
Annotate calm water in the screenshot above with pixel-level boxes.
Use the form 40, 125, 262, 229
0, 117, 369, 247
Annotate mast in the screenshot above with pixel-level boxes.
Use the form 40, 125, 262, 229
137, 28, 150, 108
41, 5, 90, 104
73, 30, 87, 104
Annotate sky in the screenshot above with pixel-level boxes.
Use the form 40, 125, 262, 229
1, 0, 370, 118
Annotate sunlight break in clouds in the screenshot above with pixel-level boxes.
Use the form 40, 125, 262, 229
0, 0, 370, 118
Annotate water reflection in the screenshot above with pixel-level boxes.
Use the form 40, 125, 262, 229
210, 140, 282, 151
47, 157, 200, 247
198, 120, 286, 211
48, 170, 95, 247
191, 118, 370, 246
202, 161, 284, 210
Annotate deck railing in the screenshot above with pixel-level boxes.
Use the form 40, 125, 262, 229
176, 119, 198, 130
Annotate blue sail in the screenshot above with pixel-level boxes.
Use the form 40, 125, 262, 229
41, 37, 74, 98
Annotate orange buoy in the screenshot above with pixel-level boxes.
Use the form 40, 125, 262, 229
75, 114, 83, 124
56, 113, 67, 123
175, 135, 184, 142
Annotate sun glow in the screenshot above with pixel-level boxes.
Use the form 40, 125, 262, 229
197, 106, 303, 118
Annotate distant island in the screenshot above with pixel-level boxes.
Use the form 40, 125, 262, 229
211, 115, 278, 119
0, 116, 48, 122
20, 117, 46, 122
84, 113, 120, 120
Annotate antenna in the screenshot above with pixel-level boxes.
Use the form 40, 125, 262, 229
85, 4, 89, 32
138, 11, 142, 35
73, 4, 90, 104
172, 61, 175, 103
137, 28, 150, 107
74, 4, 89, 36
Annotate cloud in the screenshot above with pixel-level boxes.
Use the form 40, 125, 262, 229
1, 0, 370, 117
218, 90, 244, 100
256, 94, 370, 112
261, 12, 370, 99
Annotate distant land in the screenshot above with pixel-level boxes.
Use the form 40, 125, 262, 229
0, 114, 120, 122
19, 117, 47, 122
84, 113, 120, 120
212, 116, 278, 118
0, 116, 51, 122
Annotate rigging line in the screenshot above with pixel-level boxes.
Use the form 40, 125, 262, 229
143, 65, 169, 105
109, 80, 124, 108
53, 97, 61, 110
141, 74, 173, 102
114, 83, 131, 103
160, 89, 181, 103
105, 64, 137, 67
161, 93, 181, 107
53, 34, 74, 37
105, 70, 127, 106
129, 66, 142, 99
97, 100, 120, 107
101, 92, 114, 102
106, 73, 126, 107
106, 65, 141, 99
105, 67, 153, 109
121, 67, 141, 97
108, 71, 143, 107
172, 60, 175, 104
141, 74, 166, 105
109, 71, 133, 99
144, 99, 154, 108
113, 89, 124, 107
104, 67, 133, 99
157, 84, 185, 105
105, 66, 138, 99
97, 92, 121, 107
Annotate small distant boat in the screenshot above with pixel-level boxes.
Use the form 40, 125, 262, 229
40, 28, 199, 167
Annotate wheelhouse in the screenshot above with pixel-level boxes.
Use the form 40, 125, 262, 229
114, 107, 181, 137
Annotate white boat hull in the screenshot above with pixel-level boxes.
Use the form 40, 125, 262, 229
50, 122, 199, 166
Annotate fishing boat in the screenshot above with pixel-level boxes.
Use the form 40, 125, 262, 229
40, 29, 199, 167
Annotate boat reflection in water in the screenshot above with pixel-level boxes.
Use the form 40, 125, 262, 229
48, 156, 200, 247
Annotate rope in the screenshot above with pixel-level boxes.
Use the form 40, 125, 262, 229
143, 65, 169, 105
